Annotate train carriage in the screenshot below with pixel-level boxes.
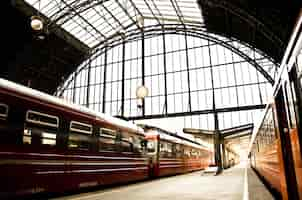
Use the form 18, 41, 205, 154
0, 78, 149, 199
141, 125, 213, 177
249, 10, 302, 200
0, 78, 213, 199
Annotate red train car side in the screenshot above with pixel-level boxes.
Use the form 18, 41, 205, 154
249, 10, 302, 200
142, 125, 213, 177
0, 78, 213, 199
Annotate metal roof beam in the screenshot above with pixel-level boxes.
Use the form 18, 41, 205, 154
142, 0, 162, 26
101, 3, 126, 30
169, 0, 185, 26
115, 0, 142, 30
126, 104, 266, 120
92, 6, 118, 32
52, 0, 108, 41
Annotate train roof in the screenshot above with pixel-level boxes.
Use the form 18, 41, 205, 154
139, 124, 211, 150
0, 78, 144, 134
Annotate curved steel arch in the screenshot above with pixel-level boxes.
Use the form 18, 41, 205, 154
90, 25, 276, 84
47, 0, 109, 27
39, 0, 284, 61
91, 23, 278, 65
57, 25, 277, 98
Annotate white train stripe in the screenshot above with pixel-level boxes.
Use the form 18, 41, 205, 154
0, 152, 146, 160
36, 167, 148, 175
0, 159, 147, 166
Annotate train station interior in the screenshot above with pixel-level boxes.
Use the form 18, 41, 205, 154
2, 0, 302, 199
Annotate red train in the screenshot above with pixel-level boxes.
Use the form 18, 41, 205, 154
0, 78, 213, 199
249, 11, 302, 200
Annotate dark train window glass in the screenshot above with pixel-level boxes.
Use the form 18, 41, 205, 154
26, 110, 58, 128
184, 148, 191, 157
23, 127, 57, 146
100, 128, 116, 137
160, 141, 174, 157
0, 104, 8, 119
68, 133, 91, 150
132, 136, 144, 153
166, 143, 172, 153
175, 144, 183, 158
147, 140, 155, 153
121, 138, 133, 152
68, 121, 92, 150
160, 141, 165, 153
70, 121, 92, 134
119, 132, 134, 153
99, 128, 116, 152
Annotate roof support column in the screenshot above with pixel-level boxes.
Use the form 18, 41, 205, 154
86, 58, 91, 107
102, 46, 108, 113
185, 32, 192, 112
162, 31, 168, 115
121, 39, 126, 117
141, 31, 146, 117
208, 40, 223, 174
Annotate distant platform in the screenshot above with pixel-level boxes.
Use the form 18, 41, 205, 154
52, 163, 273, 200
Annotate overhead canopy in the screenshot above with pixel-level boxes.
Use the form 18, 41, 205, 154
25, 0, 206, 49
25, 0, 302, 61
198, 0, 302, 63
4, 0, 302, 93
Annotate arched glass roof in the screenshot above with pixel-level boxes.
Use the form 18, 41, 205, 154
56, 33, 275, 132
26, 0, 204, 48
25, 0, 279, 83
24, 0, 283, 155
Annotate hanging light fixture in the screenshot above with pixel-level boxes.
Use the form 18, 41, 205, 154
136, 85, 148, 110
30, 0, 44, 31
136, 85, 149, 99
30, 15, 44, 31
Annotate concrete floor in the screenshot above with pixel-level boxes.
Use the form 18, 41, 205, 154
52, 163, 273, 200
247, 167, 274, 200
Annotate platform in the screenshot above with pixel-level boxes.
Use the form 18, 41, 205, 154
52, 163, 273, 200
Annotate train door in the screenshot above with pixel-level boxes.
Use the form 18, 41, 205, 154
285, 57, 302, 198
275, 89, 299, 200
145, 134, 159, 177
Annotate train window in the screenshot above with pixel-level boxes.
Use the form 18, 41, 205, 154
175, 144, 182, 158
191, 149, 198, 157
184, 149, 191, 157
68, 121, 92, 150
0, 103, 8, 119
26, 110, 59, 128
147, 140, 155, 153
68, 133, 91, 150
99, 128, 116, 152
100, 128, 116, 138
131, 136, 144, 153
70, 121, 92, 135
166, 143, 172, 153
121, 138, 133, 152
24, 111, 58, 146
23, 128, 57, 146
